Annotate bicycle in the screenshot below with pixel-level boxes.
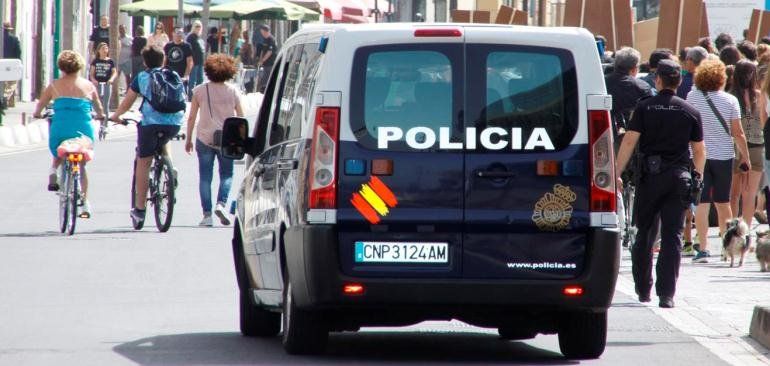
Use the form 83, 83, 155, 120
621, 179, 637, 249
40, 110, 95, 235
119, 117, 185, 232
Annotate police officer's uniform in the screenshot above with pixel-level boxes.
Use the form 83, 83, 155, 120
622, 60, 704, 307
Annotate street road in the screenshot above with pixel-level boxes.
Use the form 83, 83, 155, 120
0, 135, 729, 365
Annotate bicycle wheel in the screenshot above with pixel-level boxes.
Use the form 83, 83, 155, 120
58, 164, 70, 233
64, 170, 79, 235
130, 157, 144, 230
153, 155, 175, 232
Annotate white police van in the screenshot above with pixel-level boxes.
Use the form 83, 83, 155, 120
222, 23, 619, 360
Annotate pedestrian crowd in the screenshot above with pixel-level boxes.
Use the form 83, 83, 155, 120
27, 15, 274, 227
607, 31, 770, 308
86, 16, 277, 110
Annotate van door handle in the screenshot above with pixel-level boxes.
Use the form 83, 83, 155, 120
477, 170, 516, 179
277, 159, 298, 171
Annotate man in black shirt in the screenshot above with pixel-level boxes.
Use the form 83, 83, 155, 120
186, 21, 206, 98
89, 16, 110, 57
605, 47, 654, 148
257, 25, 277, 93
2, 22, 21, 109
164, 29, 193, 83
616, 60, 706, 309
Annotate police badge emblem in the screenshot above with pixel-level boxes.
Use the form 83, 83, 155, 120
532, 184, 577, 231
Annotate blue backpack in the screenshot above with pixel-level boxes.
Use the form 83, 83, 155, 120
145, 68, 186, 113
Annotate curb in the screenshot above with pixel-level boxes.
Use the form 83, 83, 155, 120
750, 306, 770, 351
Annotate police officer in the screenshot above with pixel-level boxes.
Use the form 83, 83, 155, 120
616, 60, 706, 308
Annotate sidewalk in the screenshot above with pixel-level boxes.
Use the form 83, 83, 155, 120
616, 224, 770, 365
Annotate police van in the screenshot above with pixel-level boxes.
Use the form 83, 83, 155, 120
222, 23, 619, 360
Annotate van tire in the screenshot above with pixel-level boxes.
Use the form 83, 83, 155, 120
558, 311, 606, 359
497, 326, 537, 340
240, 291, 281, 337
282, 276, 328, 355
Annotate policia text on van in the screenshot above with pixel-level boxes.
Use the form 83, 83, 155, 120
221, 24, 620, 360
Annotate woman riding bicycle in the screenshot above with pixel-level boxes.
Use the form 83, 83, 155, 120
33, 50, 106, 218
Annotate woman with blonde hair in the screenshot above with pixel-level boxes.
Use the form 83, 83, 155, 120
32, 50, 106, 217
185, 54, 244, 226
728, 60, 766, 230
688, 59, 751, 263
147, 22, 169, 49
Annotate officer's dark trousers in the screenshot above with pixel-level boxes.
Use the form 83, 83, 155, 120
632, 169, 687, 298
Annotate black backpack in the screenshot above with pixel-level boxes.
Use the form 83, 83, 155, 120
144, 68, 186, 114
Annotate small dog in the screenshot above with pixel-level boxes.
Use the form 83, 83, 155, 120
722, 218, 750, 267
756, 231, 770, 272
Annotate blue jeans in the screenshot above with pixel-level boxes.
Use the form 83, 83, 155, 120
189, 64, 204, 97
196, 139, 233, 214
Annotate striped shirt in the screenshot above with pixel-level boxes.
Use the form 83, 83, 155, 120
686, 90, 741, 160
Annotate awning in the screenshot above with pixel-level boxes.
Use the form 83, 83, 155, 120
119, 0, 203, 17
291, 0, 368, 22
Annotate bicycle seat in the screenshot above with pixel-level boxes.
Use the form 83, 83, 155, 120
56, 137, 94, 161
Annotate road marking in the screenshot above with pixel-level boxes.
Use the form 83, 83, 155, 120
616, 275, 770, 365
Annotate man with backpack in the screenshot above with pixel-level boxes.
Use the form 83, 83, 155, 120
110, 45, 186, 228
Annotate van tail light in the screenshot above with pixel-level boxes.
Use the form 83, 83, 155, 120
588, 110, 616, 212
309, 107, 340, 209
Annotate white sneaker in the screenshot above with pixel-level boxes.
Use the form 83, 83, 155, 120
215, 203, 231, 226
79, 200, 92, 219
199, 215, 213, 227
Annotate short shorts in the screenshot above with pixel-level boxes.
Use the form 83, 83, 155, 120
701, 159, 733, 204
137, 124, 181, 158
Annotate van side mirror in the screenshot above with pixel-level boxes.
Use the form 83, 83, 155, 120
222, 117, 252, 160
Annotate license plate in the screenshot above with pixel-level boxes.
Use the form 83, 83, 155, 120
354, 241, 448, 263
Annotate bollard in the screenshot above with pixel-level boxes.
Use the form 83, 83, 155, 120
21, 112, 26, 126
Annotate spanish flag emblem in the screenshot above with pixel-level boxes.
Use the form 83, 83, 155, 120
350, 176, 398, 224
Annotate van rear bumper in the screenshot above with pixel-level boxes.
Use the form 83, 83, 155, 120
283, 225, 620, 313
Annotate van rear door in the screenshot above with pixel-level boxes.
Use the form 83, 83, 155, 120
337, 39, 466, 278
461, 37, 590, 280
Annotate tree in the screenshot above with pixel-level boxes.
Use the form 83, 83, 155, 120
109, 0, 120, 110
202, 0, 211, 47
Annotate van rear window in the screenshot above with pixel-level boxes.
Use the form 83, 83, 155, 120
351, 44, 463, 151
467, 45, 578, 151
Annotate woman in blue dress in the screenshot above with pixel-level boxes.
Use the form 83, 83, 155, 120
33, 50, 105, 218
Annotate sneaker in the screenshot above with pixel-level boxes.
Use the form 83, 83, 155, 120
692, 250, 711, 263
682, 243, 695, 256
215, 203, 231, 226
199, 214, 213, 227
48, 172, 59, 191
693, 243, 701, 253
79, 200, 92, 219
130, 208, 146, 229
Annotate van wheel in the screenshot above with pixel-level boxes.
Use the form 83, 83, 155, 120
240, 291, 280, 337
498, 326, 537, 340
281, 276, 328, 355
558, 311, 606, 359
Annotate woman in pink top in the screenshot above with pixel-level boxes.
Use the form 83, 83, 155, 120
186, 54, 244, 227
